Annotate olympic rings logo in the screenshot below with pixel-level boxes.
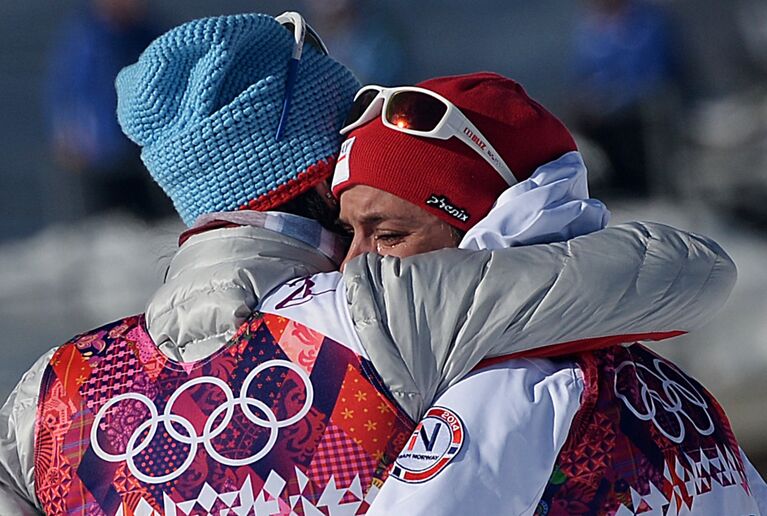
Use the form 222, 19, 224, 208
614, 358, 715, 444
90, 360, 313, 484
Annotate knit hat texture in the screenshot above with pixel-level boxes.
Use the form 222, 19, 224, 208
116, 13, 361, 226
331, 72, 577, 231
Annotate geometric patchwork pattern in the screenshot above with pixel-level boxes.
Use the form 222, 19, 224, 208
308, 424, 377, 488
277, 320, 325, 375
80, 337, 141, 413
559, 411, 615, 482
35, 312, 415, 515
35, 457, 73, 516
537, 344, 753, 515
331, 363, 400, 459
114, 469, 379, 516
610, 445, 752, 516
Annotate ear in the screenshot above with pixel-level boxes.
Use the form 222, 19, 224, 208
312, 179, 338, 209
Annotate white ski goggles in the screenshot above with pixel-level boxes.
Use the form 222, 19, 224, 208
340, 85, 517, 185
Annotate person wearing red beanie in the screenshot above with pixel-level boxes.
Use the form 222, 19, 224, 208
331, 73, 766, 514
332, 72, 580, 266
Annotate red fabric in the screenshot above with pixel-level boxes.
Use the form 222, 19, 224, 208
473, 330, 686, 371
178, 156, 336, 245
35, 313, 416, 514
332, 72, 577, 231
537, 344, 751, 513
242, 156, 336, 212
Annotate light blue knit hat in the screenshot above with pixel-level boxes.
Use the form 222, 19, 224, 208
116, 13, 361, 226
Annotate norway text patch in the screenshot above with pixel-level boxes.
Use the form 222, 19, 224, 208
390, 406, 465, 483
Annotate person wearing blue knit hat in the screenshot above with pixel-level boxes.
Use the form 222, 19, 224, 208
116, 11, 360, 228
0, 12, 744, 515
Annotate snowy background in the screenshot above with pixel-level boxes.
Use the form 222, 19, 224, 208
1, 0, 766, 475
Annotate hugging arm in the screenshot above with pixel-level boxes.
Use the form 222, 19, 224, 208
344, 221, 735, 420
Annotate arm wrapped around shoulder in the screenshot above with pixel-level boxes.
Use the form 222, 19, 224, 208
344, 221, 736, 420
497, 221, 736, 354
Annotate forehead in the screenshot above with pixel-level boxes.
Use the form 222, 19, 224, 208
338, 185, 430, 226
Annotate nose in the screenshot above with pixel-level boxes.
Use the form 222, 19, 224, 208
340, 236, 375, 271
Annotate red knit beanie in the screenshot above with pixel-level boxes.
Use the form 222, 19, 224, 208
331, 72, 577, 231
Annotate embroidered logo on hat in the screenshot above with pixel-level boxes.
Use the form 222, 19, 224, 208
426, 194, 470, 223
332, 136, 355, 190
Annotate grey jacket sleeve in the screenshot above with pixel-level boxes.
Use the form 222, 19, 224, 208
344, 222, 736, 420
742, 447, 767, 515
0, 349, 55, 515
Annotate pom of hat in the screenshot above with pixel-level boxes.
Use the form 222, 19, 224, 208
116, 13, 361, 226
331, 72, 577, 232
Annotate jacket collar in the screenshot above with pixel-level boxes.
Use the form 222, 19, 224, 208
145, 213, 343, 362
187, 211, 347, 264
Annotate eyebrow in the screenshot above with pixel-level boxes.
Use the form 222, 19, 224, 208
338, 212, 414, 227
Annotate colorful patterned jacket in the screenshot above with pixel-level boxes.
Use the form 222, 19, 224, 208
0, 211, 738, 514
34, 308, 415, 514
369, 347, 767, 515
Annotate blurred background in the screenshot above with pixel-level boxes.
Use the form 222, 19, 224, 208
1, 0, 766, 475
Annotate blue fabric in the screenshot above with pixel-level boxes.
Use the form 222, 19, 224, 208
572, 2, 676, 115
116, 14, 360, 226
44, 7, 159, 168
